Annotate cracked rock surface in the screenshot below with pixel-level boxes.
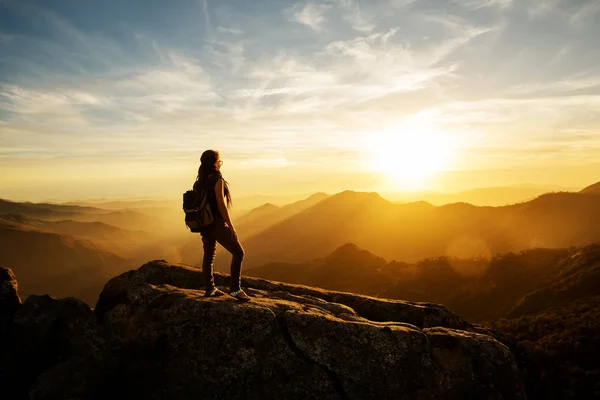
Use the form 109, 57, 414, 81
2, 261, 527, 399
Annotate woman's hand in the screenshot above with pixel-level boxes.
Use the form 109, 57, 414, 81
225, 222, 238, 239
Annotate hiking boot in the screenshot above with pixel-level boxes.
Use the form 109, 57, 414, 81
230, 289, 251, 302
204, 288, 226, 297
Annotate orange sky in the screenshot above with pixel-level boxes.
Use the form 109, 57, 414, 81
2, 0, 600, 202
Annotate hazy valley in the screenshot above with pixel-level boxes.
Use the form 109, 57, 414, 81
2, 182, 600, 304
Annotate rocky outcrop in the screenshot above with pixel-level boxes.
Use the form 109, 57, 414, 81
2, 261, 527, 399
1, 266, 21, 318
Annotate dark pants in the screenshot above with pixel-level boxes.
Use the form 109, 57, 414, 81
201, 219, 245, 292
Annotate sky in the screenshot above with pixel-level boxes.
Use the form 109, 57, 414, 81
1, 0, 600, 202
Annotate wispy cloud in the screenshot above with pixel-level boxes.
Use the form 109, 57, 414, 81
454, 0, 514, 11
570, 0, 600, 25
234, 27, 474, 113
217, 26, 243, 35
336, 0, 377, 32
507, 74, 600, 95
525, 0, 563, 20
201, 0, 211, 33
289, 2, 332, 33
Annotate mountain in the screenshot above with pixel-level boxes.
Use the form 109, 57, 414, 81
235, 192, 330, 238
0, 198, 105, 216
0, 198, 166, 233
0, 218, 132, 303
248, 243, 388, 293
491, 296, 600, 400
234, 193, 315, 213
241, 191, 396, 267
486, 244, 600, 399
241, 190, 600, 268
508, 243, 600, 317
63, 198, 178, 210
0, 214, 154, 255
581, 181, 600, 195
234, 203, 280, 234
388, 185, 556, 206
247, 241, 596, 323
1, 261, 526, 400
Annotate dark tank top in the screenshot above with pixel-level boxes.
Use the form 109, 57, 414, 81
193, 172, 222, 220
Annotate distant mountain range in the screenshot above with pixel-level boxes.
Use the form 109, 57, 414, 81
0, 198, 168, 232
2, 181, 599, 302
239, 185, 600, 267
386, 185, 562, 206
0, 214, 154, 254
0, 199, 188, 303
0, 216, 132, 304
62, 198, 179, 210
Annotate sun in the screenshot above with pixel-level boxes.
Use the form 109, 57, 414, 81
367, 123, 455, 190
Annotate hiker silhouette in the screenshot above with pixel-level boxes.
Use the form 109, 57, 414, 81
193, 150, 250, 301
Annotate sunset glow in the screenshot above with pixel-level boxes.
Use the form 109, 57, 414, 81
368, 123, 455, 189
1, 0, 600, 201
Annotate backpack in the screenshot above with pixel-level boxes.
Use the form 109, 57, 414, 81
182, 187, 214, 232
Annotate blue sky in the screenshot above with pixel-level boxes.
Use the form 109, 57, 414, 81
1, 0, 600, 200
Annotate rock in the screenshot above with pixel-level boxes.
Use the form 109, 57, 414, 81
96, 260, 474, 331
2, 294, 108, 400
0, 267, 21, 318
86, 260, 525, 399
0, 267, 23, 398
13, 294, 105, 359
5, 260, 527, 399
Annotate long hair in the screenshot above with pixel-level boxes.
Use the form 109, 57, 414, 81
195, 149, 232, 208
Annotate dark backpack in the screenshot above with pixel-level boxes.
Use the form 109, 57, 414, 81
182, 187, 214, 232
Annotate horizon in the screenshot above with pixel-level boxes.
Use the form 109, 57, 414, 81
2, 0, 600, 201
0, 181, 592, 208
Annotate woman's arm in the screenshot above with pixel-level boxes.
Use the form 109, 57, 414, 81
215, 179, 235, 232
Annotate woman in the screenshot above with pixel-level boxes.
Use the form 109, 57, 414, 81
193, 150, 250, 301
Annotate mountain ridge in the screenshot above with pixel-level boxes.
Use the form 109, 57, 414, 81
581, 181, 600, 194
240, 189, 600, 267
0, 218, 132, 303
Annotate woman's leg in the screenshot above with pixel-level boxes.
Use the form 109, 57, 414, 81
213, 223, 245, 292
201, 234, 218, 291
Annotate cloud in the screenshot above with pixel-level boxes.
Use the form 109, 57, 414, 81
201, 0, 211, 32
217, 26, 243, 35
549, 45, 570, 65
336, 0, 377, 32
570, 0, 600, 25
290, 2, 332, 32
1, 47, 219, 131
2, 0, 600, 194
507, 75, 600, 95
417, 95, 600, 145
525, 0, 563, 20
453, 0, 514, 10
233, 27, 467, 114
